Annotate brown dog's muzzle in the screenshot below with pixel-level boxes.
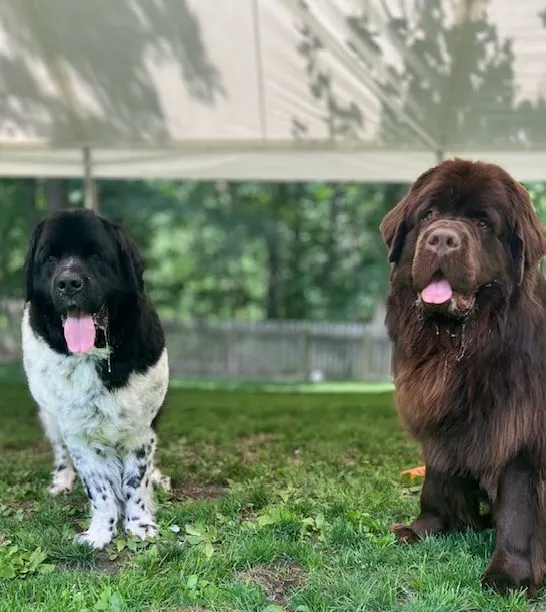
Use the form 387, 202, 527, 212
424, 226, 461, 257
412, 220, 478, 317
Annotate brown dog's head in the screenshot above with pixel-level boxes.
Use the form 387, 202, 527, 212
380, 158, 546, 320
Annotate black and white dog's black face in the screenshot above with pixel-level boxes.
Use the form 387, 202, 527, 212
25, 209, 144, 353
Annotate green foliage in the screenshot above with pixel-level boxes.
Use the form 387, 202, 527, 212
0, 176, 401, 322
91, 587, 125, 612
107, 534, 156, 561
182, 572, 217, 601
4, 173, 546, 323
0, 544, 55, 579
184, 522, 219, 558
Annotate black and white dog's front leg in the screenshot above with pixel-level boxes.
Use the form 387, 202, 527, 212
39, 408, 76, 495
49, 440, 77, 495
122, 432, 159, 540
68, 444, 123, 549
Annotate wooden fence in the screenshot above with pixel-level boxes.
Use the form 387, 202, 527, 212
164, 319, 392, 381
0, 301, 392, 382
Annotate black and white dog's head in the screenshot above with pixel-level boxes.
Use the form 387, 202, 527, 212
25, 209, 144, 354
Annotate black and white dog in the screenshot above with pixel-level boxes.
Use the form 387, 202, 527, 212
21, 209, 170, 549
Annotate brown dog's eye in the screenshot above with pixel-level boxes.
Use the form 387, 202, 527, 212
477, 218, 490, 230
422, 210, 434, 222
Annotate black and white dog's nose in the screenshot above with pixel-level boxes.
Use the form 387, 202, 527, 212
55, 271, 84, 296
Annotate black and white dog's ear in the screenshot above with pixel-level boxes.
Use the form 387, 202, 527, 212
24, 219, 46, 300
107, 221, 145, 294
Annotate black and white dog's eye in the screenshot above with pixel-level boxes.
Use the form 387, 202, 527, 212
46, 255, 57, 264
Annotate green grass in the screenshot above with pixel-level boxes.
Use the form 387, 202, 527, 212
0, 382, 542, 611
0, 362, 394, 393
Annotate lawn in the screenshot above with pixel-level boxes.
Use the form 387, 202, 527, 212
0, 381, 540, 611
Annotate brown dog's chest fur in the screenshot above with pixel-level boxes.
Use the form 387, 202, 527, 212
388, 281, 546, 498
395, 353, 543, 490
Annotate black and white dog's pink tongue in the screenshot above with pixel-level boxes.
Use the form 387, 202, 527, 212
421, 279, 453, 304
63, 313, 96, 353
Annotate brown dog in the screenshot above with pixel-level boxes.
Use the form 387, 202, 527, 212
380, 158, 546, 596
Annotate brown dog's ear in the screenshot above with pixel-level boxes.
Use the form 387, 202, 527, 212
507, 181, 546, 285
508, 224, 525, 286
380, 204, 408, 263
380, 166, 438, 263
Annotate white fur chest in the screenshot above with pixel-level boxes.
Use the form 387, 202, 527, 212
21, 305, 169, 448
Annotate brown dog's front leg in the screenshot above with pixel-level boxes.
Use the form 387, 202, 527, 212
392, 467, 487, 544
482, 456, 538, 597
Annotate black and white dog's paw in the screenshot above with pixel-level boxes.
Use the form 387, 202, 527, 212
124, 518, 158, 540
48, 467, 76, 496
151, 467, 171, 493
74, 526, 115, 549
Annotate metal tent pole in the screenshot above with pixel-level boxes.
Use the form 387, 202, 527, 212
83, 146, 98, 211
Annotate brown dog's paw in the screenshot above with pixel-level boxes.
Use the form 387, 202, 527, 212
482, 550, 537, 598
390, 523, 421, 544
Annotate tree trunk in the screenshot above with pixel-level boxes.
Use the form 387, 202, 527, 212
83, 146, 99, 212
266, 225, 281, 319
24, 179, 39, 236
44, 178, 70, 212
325, 183, 342, 317
284, 184, 307, 319
265, 185, 284, 319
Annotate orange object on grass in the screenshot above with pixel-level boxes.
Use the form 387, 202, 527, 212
400, 465, 426, 478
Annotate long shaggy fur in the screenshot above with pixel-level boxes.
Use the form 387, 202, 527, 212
381, 158, 546, 596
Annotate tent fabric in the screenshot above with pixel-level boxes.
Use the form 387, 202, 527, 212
1, 0, 546, 181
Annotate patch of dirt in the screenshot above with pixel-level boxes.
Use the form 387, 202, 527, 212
56, 552, 126, 575
237, 433, 276, 463
0, 534, 11, 547
341, 448, 360, 467
2, 500, 35, 513
238, 562, 307, 605
239, 506, 256, 521
92, 551, 129, 574
170, 479, 225, 501
238, 433, 276, 448
174, 441, 221, 463
27, 440, 50, 455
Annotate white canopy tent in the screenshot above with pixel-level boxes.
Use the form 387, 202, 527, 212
1, 0, 546, 182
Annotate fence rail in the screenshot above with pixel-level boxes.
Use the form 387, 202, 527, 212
0, 301, 392, 382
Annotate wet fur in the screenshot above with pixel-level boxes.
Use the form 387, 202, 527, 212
381, 159, 546, 596
22, 210, 171, 549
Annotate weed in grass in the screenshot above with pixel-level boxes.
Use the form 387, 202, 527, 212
0, 544, 55, 579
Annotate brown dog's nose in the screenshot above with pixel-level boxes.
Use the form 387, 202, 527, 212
426, 227, 461, 255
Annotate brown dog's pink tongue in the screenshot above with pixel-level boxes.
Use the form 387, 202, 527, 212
63, 313, 96, 353
421, 279, 453, 304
